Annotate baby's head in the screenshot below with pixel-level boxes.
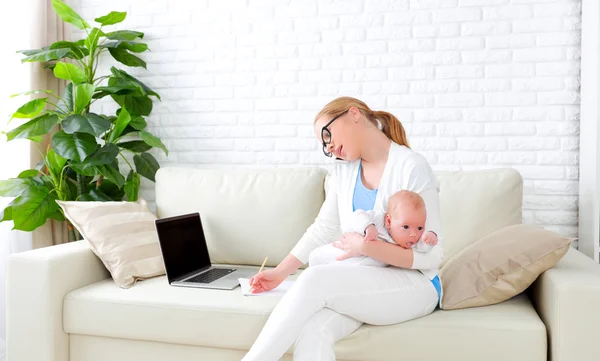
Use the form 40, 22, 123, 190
385, 190, 427, 249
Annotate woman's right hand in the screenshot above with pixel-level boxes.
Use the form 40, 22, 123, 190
249, 268, 287, 294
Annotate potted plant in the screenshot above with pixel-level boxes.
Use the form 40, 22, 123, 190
0, 0, 167, 242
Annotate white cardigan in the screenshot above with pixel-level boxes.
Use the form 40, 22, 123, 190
290, 142, 444, 281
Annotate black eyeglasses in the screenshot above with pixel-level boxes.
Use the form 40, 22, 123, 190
321, 109, 348, 157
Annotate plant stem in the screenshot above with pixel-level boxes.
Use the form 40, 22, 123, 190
119, 152, 134, 170
67, 220, 77, 242
77, 173, 86, 196
96, 174, 103, 188
94, 75, 110, 85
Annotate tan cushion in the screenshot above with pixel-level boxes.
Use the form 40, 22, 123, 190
64, 271, 546, 361
436, 168, 523, 266
55, 198, 165, 289
440, 224, 574, 310
155, 166, 327, 267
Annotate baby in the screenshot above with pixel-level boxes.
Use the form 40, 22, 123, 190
309, 190, 438, 267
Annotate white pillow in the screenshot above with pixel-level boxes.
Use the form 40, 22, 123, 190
55, 198, 165, 288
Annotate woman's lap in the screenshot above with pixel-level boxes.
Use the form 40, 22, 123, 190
298, 263, 438, 326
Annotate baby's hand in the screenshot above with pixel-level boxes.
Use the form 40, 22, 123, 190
422, 231, 438, 246
364, 224, 378, 243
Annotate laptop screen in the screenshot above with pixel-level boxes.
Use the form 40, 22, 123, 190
155, 213, 211, 282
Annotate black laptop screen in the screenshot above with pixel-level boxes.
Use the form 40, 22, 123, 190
155, 213, 211, 281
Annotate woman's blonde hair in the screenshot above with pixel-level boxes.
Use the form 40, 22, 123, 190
315, 96, 410, 148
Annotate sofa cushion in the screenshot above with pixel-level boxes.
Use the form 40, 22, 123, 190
64, 269, 546, 361
55, 198, 165, 289
155, 167, 522, 268
440, 224, 574, 310
155, 167, 327, 267
436, 168, 523, 266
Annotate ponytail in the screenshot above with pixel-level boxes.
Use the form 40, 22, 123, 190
315, 97, 410, 149
372, 110, 410, 149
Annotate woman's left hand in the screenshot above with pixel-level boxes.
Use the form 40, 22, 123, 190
332, 232, 367, 261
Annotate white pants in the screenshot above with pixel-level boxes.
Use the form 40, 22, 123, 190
241, 250, 439, 361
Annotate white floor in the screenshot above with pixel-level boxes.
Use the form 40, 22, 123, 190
0, 337, 5, 361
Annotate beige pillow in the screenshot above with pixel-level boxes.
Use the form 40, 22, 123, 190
56, 198, 165, 288
439, 224, 574, 310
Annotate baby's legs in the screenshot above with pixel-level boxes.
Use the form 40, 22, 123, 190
309, 244, 388, 267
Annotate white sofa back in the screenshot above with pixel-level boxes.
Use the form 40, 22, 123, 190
155, 166, 522, 267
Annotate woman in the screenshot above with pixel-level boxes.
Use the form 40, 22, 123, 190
242, 97, 444, 361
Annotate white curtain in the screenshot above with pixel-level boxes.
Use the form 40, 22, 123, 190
0, 0, 64, 355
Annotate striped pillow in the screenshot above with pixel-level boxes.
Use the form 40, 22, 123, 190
56, 198, 165, 288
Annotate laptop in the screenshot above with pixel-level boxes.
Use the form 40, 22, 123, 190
154, 212, 257, 290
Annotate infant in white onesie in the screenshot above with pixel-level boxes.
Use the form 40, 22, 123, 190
309, 190, 437, 267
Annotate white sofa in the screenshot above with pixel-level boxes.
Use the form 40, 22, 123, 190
7, 166, 600, 361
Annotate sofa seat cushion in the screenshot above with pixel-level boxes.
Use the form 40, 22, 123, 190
64, 268, 546, 361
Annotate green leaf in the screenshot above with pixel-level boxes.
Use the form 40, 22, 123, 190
96, 160, 125, 188
62, 113, 111, 137
0, 178, 34, 197
16, 47, 48, 56
51, 0, 90, 30
108, 48, 146, 68
53, 62, 87, 84
0, 203, 13, 222
140, 130, 168, 156
43, 63, 57, 71
12, 187, 59, 231
62, 83, 74, 112
50, 41, 89, 60
74, 83, 95, 113
20, 48, 71, 63
96, 77, 142, 95
18, 169, 42, 178
83, 144, 119, 168
109, 107, 131, 143
117, 140, 151, 153
45, 149, 67, 177
124, 170, 140, 201
100, 41, 148, 53
86, 189, 114, 201
110, 67, 160, 99
48, 210, 65, 221
119, 125, 139, 137
134, 153, 159, 182
10, 90, 54, 98
129, 115, 147, 130
94, 11, 127, 26
6, 114, 60, 141
11, 98, 47, 119
69, 162, 97, 177
85, 27, 105, 51
51, 130, 98, 162
105, 30, 144, 41
96, 179, 125, 201
112, 94, 152, 116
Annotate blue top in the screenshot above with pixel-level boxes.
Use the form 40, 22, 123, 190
352, 162, 378, 212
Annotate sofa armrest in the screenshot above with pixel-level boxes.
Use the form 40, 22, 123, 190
7, 240, 110, 361
528, 248, 600, 361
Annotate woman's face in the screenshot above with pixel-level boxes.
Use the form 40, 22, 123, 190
313, 107, 362, 161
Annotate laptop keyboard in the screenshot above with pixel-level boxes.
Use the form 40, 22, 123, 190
186, 268, 236, 284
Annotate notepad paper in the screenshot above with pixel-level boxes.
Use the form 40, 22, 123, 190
238, 278, 295, 297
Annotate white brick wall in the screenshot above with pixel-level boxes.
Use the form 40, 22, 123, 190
68, 0, 581, 239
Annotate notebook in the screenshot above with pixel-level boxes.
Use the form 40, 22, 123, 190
238, 278, 295, 297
